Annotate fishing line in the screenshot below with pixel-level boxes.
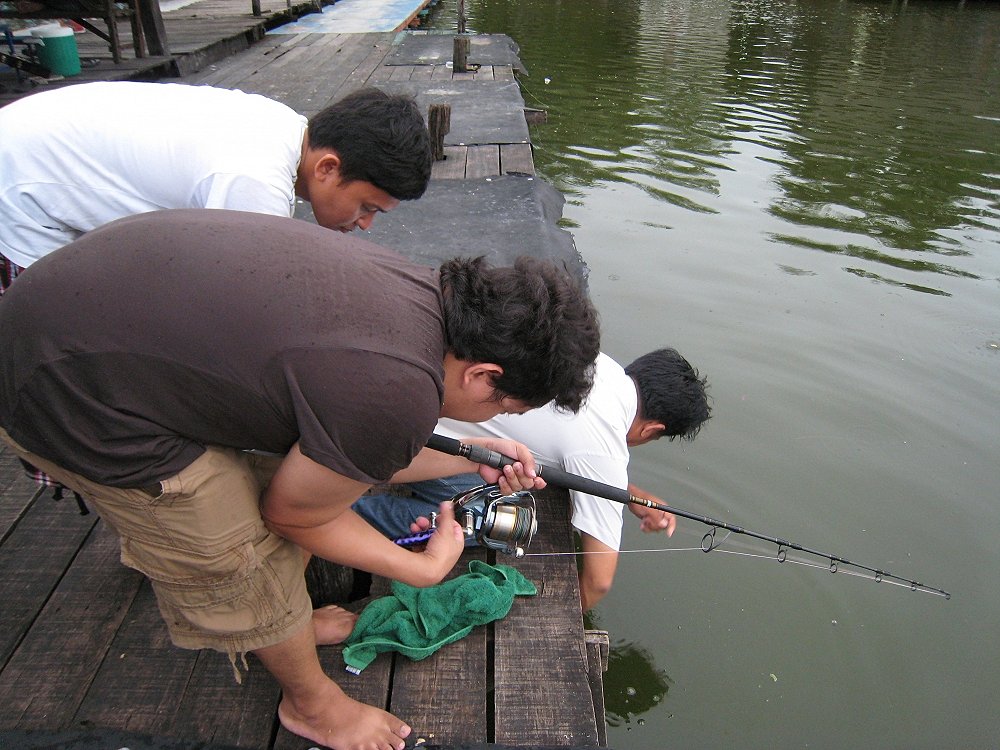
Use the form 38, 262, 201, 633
427, 434, 952, 599
524, 534, 946, 596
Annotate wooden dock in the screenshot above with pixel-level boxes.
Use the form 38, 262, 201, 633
0, 444, 606, 748
0, 7, 609, 748
3, 0, 350, 106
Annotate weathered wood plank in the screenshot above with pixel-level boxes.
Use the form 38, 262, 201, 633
73, 581, 202, 735
585, 630, 609, 748
171, 650, 280, 749
431, 62, 454, 80
0, 446, 41, 541
388, 548, 489, 745
0, 486, 99, 669
0, 522, 141, 729
409, 64, 434, 81
501, 143, 534, 175
187, 33, 299, 87
389, 64, 415, 81
494, 64, 515, 82
465, 145, 500, 179
431, 145, 467, 180
493, 488, 601, 747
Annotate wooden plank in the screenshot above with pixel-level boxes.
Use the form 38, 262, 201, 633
500, 143, 534, 175
0, 446, 41, 541
0, 522, 142, 730
0, 485, 99, 668
171, 649, 280, 749
368, 63, 394, 83
185, 33, 297, 87
493, 488, 601, 747
72, 577, 287, 748
389, 64, 415, 81
388, 548, 489, 745
409, 64, 434, 81
465, 145, 500, 179
585, 631, 609, 748
223, 33, 346, 102
431, 62, 453, 80
494, 64, 515, 82
73, 581, 202, 735
430, 145, 467, 180
321, 33, 396, 109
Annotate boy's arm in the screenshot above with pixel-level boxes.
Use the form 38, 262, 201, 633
626, 483, 677, 535
578, 532, 619, 611
261, 443, 465, 587
390, 437, 546, 493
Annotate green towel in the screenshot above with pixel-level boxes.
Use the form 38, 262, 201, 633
342, 560, 537, 674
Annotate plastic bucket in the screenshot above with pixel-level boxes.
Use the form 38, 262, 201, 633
32, 25, 81, 77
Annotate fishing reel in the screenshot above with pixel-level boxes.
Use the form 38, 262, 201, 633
407, 484, 537, 558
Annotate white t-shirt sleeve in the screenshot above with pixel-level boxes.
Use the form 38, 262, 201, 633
562, 453, 627, 551
195, 173, 296, 217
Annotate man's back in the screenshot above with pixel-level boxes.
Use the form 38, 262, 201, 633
0, 82, 306, 267
0, 209, 445, 487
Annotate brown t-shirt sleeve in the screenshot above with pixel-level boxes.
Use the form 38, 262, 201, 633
279, 348, 443, 484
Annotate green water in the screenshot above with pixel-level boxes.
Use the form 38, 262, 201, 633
431, 2, 1000, 747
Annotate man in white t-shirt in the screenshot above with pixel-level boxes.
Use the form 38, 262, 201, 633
353, 348, 711, 610
0, 82, 431, 290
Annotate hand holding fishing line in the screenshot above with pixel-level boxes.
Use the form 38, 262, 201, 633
626, 484, 677, 536
425, 433, 951, 599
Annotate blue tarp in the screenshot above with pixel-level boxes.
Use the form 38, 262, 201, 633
268, 0, 428, 34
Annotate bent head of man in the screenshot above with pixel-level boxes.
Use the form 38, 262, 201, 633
437, 256, 602, 423
624, 347, 711, 446
298, 88, 432, 233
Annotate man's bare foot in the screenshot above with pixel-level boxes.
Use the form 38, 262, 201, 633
278, 681, 411, 750
312, 604, 358, 646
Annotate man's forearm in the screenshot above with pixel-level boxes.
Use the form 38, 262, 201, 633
389, 446, 477, 484
578, 533, 619, 611
268, 509, 448, 587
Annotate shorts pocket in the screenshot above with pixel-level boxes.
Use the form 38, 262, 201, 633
121, 535, 299, 641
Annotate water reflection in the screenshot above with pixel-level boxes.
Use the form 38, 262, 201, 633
602, 638, 672, 728
427, 3, 1000, 747
432, 0, 1000, 294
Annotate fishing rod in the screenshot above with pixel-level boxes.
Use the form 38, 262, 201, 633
426, 434, 951, 599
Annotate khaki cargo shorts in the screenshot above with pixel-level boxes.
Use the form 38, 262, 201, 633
0, 428, 312, 664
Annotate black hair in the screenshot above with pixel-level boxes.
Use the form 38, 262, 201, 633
625, 348, 711, 440
308, 88, 432, 200
439, 256, 600, 412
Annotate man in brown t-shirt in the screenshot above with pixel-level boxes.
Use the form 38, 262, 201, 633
0, 209, 600, 750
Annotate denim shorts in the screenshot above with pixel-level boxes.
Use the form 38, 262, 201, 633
0, 428, 312, 659
352, 473, 483, 546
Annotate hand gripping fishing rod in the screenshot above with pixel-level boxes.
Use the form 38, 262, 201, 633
426, 434, 951, 599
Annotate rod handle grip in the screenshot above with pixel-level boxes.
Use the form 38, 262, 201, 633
425, 433, 631, 503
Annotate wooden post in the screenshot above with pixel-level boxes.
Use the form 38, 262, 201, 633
428, 103, 451, 161
458, 0, 466, 34
137, 0, 170, 56
453, 35, 469, 73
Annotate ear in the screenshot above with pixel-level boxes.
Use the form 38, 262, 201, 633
640, 420, 666, 440
462, 362, 504, 389
313, 151, 342, 182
